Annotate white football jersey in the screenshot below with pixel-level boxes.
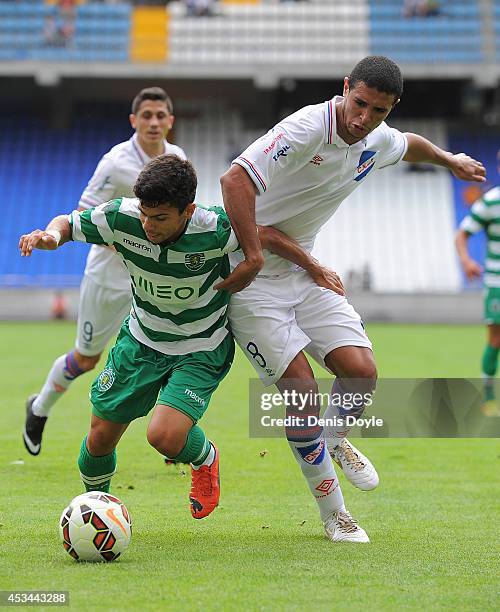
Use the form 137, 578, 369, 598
231, 96, 408, 276
78, 133, 186, 290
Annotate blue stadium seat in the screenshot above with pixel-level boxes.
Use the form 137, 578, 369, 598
0, 1, 131, 64
369, 0, 483, 63
0, 118, 133, 287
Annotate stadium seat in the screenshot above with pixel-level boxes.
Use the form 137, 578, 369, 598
368, 0, 483, 63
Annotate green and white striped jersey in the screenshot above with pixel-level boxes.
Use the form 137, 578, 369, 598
460, 186, 500, 288
69, 197, 239, 355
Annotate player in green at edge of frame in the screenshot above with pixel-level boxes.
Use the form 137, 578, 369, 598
456, 148, 500, 417
219, 55, 486, 542
19, 154, 346, 520
22, 87, 186, 459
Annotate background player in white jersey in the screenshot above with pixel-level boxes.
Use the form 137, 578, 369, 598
23, 87, 186, 456
219, 56, 486, 542
455, 149, 500, 416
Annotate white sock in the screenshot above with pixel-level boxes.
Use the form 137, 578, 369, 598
288, 436, 345, 522
32, 354, 76, 417
324, 379, 370, 451
191, 443, 215, 470
323, 400, 349, 451
482, 373, 495, 387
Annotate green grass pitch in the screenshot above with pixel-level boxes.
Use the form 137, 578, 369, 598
0, 322, 498, 611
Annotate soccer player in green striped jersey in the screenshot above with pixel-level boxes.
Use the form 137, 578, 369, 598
456, 151, 500, 416
19, 153, 345, 519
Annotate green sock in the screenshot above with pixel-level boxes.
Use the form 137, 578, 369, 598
482, 345, 498, 401
77, 436, 116, 493
168, 425, 210, 466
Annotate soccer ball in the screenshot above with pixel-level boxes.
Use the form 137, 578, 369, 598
59, 492, 132, 562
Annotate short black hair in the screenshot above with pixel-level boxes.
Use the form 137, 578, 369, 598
131, 87, 173, 115
349, 56, 403, 101
133, 154, 197, 213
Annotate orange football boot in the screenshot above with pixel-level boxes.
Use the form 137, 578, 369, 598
189, 444, 220, 519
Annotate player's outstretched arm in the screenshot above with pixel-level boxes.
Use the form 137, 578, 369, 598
258, 225, 345, 295
403, 133, 486, 182
455, 228, 482, 280
19, 214, 71, 257
219, 165, 264, 293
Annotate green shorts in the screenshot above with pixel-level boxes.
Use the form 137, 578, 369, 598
90, 321, 235, 424
484, 287, 500, 324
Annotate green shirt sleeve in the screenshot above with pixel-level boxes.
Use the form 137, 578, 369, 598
69, 199, 121, 245
210, 206, 240, 254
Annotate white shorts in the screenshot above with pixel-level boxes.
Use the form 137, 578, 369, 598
75, 275, 132, 357
228, 271, 372, 386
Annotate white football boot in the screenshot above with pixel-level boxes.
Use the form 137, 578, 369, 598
323, 510, 370, 543
329, 438, 379, 491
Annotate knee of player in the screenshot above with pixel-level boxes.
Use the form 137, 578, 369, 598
348, 361, 378, 384
147, 426, 184, 458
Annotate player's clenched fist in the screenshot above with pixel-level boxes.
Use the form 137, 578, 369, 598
19, 229, 60, 256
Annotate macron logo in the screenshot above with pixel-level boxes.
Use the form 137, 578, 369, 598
123, 238, 152, 253
185, 389, 206, 406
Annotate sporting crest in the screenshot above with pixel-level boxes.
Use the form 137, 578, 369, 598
97, 368, 115, 392
184, 253, 205, 271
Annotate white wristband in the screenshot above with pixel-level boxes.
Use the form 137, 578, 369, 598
46, 229, 62, 245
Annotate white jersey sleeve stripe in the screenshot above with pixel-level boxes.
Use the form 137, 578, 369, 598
235, 157, 267, 193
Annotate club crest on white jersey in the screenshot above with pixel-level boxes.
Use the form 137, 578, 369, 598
354, 150, 378, 182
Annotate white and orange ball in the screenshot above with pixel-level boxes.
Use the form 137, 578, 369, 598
59, 492, 132, 562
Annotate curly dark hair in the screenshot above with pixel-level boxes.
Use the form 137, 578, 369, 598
131, 87, 173, 115
349, 56, 403, 100
133, 154, 197, 213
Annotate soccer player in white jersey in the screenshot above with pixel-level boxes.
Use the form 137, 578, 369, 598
23, 87, 186, 456
219, 56, 486, 542
19, 154, 347, 519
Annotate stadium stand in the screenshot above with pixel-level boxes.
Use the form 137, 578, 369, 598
168, 0, 369, 66
0, 0, 496, 84
0, 1, 131, 62
369, 0, 483, 63
0, 116, 130, 287
0, 0, 497, 294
